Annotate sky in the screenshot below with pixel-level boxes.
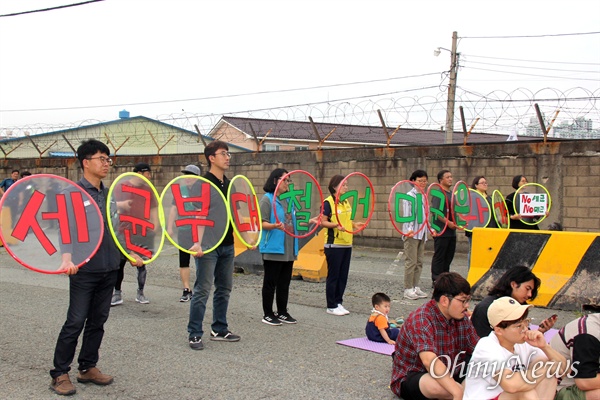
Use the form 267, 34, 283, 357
1, 0, 599, 135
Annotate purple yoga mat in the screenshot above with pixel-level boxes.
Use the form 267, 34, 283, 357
337, 328, 559, 357
336, 337, 394, 356
530, 325, 559, 343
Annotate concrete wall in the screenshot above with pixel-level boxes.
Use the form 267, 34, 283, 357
2, 140, 598, 249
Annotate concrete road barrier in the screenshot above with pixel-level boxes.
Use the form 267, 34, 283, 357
468, 228, 600, 311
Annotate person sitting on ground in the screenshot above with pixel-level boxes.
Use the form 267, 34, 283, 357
464, 296, 567, 399
366, 292, 399, 345
471, 266, 556, 338
550, 312, 600, 400
391, 272, 479, 399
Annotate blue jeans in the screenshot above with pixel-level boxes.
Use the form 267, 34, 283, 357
50, 270, 118, 378
187, 244, 234, 338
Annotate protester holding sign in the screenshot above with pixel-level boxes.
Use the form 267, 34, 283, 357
187, 140, 240, 350
430, 170, 460, 286
320, 175, 364, 316
166, 164, 202, 302
111, 162, 156, 306
505, 175, 540, 230
465, 176, 497, 266
258, 168, 299, 326
49, 139, 143, 396
402, 170, 429, 300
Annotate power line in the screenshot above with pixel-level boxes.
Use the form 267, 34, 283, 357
464, 60, 599, 74
463, 66, 600, 81
460, 31, 600, 39
172, 86, 442, 120
0, 72, 442, 113
465, 54, 600, 66
0, 0, 104, 17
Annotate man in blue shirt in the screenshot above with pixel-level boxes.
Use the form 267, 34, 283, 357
0, 169, 19, 196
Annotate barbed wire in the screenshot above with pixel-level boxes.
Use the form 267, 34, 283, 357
2, 86, 599, 146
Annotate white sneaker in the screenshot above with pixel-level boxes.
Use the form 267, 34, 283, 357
326, 307, 346, 316
337, 304, 350, 315
403, 288, 419, 300
414, 287, 428, 298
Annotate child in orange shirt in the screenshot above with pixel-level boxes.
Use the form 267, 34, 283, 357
365, 292, 399, 345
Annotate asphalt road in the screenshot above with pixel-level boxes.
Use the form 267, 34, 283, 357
0, 245, 578, 400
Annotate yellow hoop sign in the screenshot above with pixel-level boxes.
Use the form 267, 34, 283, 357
107, 172, 165, 264
513, 183, 552, 226
227, 175, 262, 248
160, 175, 228, 255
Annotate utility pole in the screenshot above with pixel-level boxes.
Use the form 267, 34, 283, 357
445, 31, 459, 144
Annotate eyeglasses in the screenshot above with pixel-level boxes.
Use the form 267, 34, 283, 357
87, 156, 113, 166
477, 181, 488, 185
446, 295, 471, 306
278, 177, 292, 183
216, 151, 232, 158
509, 318, 531, 331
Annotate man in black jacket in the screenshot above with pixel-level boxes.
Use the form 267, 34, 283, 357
49, 139, 142, 396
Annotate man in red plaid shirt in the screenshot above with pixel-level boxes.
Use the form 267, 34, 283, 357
391, 272, 479, 399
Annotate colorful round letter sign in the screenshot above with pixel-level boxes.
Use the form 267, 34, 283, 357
463, 189, 492, 232
227, 175, 262, 248
0, 174, 103, 274
451, 181, 471, 230
335, 172, 375, 234
161, 175, 228, 255
273, 170, 324, 239
388, 180, 428, 237
107, 172, 165, 264
513, 183, 551, 225
492, 190, 510, 229
426, 183, 449, 236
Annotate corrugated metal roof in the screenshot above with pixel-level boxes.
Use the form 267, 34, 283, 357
216, 116, 545, 146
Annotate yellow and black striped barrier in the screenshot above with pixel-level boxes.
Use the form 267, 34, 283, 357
468, 228, 600, 311
234, 229, 327, 282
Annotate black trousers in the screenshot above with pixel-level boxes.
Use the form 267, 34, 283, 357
50, 270, 118, 378
261, 260, 294, 315
431, 236, 456, 283
325, 247, 352, 309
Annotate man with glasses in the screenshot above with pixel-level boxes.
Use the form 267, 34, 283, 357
50, 139, 143, 396
464, 296, 567, 399
391, 272, 479, 399
188, 140, 240, 350
402, 170, 429, 300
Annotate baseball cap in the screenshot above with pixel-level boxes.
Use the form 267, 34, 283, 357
133, 162, 151, 173
182, 164, 201, 176
488, 296, 532, 328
